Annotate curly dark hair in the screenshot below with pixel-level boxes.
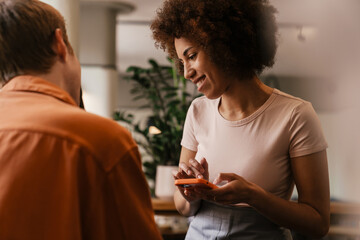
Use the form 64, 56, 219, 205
151, 0, 278, 79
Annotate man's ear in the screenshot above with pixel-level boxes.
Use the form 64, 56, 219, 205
53, 28, 67, 62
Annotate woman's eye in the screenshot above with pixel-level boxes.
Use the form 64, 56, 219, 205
189, 53, 197, 60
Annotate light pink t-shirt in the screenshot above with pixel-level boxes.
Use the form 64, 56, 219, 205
181, 89, 327, 200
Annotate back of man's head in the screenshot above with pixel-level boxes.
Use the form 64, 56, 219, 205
0, 0, 73, 84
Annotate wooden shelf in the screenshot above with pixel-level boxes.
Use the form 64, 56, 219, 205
151, 198, 187, 239
152, 198, 176, 212
330, 201, 360, 215
329, 201, 360, 237
151, 199, 360, 237
329, 226, 360, 236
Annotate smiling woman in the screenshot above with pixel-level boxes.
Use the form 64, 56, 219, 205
174, 37, 231, 99
150, 0, 330, 239
151, 0, 277, 80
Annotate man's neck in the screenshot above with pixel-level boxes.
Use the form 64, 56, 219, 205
26, 62, 80, 106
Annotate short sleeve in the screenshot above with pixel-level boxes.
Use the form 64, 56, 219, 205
181, 102, 198, 151
289, 102, 328, 158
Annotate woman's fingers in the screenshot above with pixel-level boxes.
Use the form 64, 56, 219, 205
189, 159, 204, 173
188, 159, 204, 178
179, 158, 208, 179
189, 157, 209, 179
172, 169, 179, 178
199, 158, 208, 172
172, 169, 187, 179
213, 173, 238, 185
179, 162, 193, 176
199, 158, 209, 179
194, 186, 233, 204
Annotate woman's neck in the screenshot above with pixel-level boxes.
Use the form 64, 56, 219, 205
218, 76, 273, 121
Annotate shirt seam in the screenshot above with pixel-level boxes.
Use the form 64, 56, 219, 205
0, 128, 129, 172
288, 101, 306, 153
105, 146, 139, 175
289, 144, 328, 158
215, 89, 278, 127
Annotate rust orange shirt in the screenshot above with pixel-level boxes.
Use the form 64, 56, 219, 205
0, 76, 162, 240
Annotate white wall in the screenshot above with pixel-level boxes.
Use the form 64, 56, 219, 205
79, 3, 117, 66
81, 66, 118, 118
271, 0, 360, 202
115, 1, 360, 202
43, 0, 80, 55
79, 1, 130, 118
116, 23, 168, 108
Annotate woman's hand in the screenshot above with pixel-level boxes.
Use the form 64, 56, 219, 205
172, 158, 209, 202
196, 173, 256, 205
197, 151, 330, 238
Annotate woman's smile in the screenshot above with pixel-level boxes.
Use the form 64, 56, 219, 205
175, 37, 231, 99
194, 75, 206, 90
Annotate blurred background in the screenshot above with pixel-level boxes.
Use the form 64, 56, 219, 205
43, 0, 360, 238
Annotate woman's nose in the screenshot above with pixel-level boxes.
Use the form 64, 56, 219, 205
184, 65, 195, 80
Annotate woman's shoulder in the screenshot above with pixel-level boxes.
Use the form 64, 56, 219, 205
272, 89, 312, 109
271, 89, 319, 122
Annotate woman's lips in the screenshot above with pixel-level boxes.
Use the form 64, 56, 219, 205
196, 76, 206, 91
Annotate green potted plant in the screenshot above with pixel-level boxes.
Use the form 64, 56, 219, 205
114, 58, 200, 197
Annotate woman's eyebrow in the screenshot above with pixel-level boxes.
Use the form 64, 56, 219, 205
183, 47, 194, 57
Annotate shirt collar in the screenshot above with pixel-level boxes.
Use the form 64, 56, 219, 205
1, 75, 77, 106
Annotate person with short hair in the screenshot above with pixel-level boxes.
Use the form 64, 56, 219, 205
0, 1, 161, 239
151, 0, 330, 239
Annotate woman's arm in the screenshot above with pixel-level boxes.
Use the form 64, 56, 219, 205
251, 150, 330, 238
200, 150, 330, 238
173, 147, 208, 217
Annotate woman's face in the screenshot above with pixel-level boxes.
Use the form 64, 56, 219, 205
174, 37, 232, 99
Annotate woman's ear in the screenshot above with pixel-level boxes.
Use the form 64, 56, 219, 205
53, 28, 67, 62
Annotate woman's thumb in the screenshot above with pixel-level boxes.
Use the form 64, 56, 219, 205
213, 173, 236, 185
